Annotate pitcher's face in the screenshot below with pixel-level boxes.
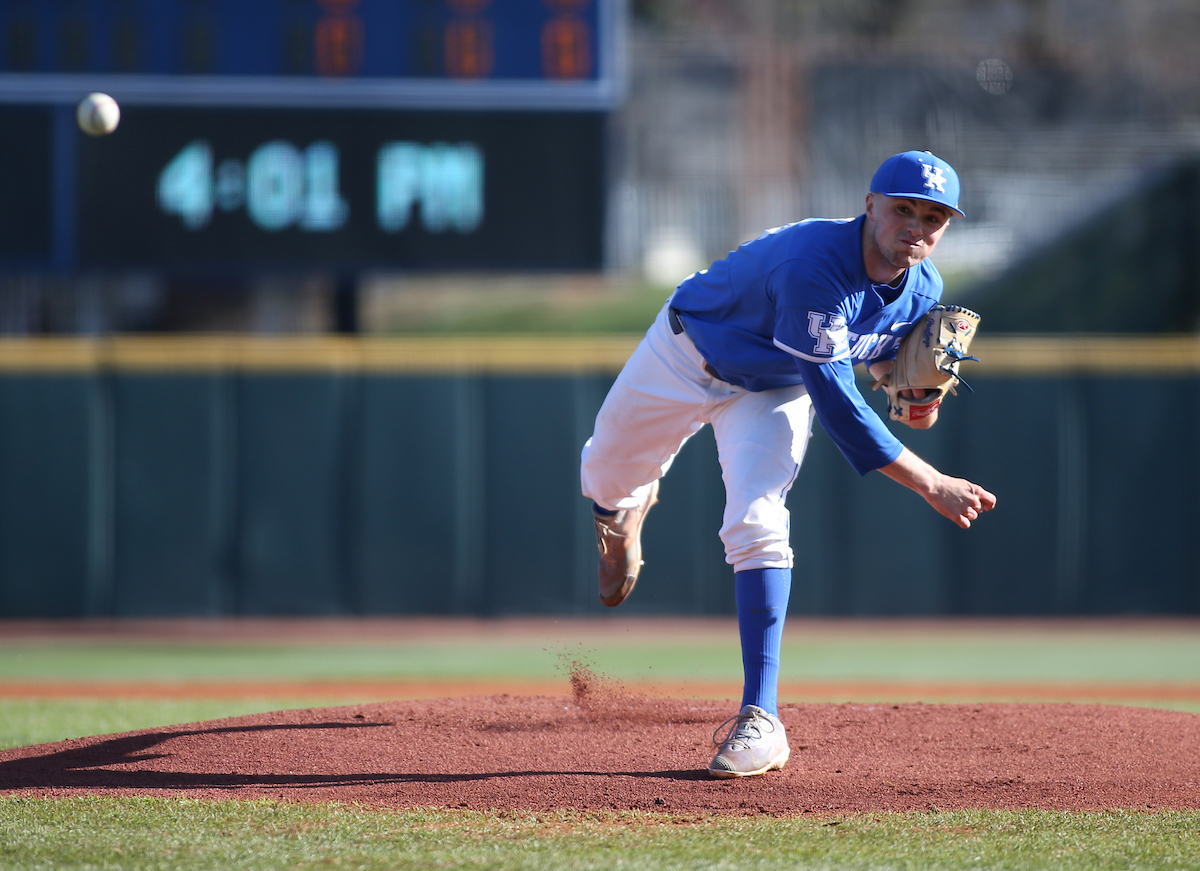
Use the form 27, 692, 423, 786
864, 193, 952, 274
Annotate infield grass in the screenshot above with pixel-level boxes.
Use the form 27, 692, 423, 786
0, 699, 353, 752
4, 619, 1200, 684
2, 618, 1200, 748
2, 797, 1198, 871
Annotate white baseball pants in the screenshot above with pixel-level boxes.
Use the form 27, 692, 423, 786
580, 302, 815, 571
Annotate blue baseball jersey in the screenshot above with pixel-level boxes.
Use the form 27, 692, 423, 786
670, 215, 945, 475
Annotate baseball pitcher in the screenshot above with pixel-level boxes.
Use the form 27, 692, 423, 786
581, 151, 996, 778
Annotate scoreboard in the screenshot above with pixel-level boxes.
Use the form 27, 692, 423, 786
0, 0, 624, 109
82, 106, 604, 269
0, 1, 622, 272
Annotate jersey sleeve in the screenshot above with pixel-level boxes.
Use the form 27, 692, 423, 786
793, 355, 904, 476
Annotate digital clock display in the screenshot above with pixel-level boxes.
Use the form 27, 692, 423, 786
76, 106, 605, 270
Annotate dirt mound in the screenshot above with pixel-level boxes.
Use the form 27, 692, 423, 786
2, 695, 1198, 814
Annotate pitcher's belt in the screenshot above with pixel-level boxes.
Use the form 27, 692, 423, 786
668, 308, 728, 383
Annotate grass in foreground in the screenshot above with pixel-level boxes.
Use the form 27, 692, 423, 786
1, 797, 1197, 871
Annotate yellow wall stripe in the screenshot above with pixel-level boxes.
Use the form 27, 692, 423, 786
0, 334, 1198, 375
969, 335, 1200, 374
0, 335, 641, 374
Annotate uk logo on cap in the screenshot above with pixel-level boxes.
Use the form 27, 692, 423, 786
870, 151, 964, 218
922, 164, 948, 193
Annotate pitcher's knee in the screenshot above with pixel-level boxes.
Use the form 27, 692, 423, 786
719, 493, 792, 566
719, 527, 793, 571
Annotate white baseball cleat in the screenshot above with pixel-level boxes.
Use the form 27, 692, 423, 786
593, 479, 659, 607
708, 704, 791, 778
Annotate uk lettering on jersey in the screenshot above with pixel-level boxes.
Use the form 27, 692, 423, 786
669, 215, 944, 392
791, 311, 911, 365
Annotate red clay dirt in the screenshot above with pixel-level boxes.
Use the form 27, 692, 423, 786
2, 679, 1199, 815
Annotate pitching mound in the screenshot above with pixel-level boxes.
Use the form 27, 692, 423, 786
2, 694, 1198, 814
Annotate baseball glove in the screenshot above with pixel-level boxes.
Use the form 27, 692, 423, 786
873, 304, 981, 424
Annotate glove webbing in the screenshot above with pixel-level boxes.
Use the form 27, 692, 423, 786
941, 340, 979, 393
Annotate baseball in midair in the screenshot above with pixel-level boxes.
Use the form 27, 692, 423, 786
76, 93, 120, 136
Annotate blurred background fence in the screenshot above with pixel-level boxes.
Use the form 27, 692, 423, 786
1, 335, 1197, 619
3, 0, 1200, 617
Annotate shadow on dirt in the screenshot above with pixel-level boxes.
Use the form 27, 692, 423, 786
0, 719, 711, 791
0, 721, 392, 791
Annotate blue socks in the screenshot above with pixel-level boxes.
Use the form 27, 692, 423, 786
735, 568, 791, 716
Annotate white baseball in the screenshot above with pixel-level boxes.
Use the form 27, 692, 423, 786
76, 93, 120, 136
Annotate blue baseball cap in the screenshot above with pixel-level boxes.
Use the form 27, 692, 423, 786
870, 151, 965, 218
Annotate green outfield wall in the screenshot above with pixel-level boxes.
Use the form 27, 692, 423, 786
0, 335, 1197, 618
